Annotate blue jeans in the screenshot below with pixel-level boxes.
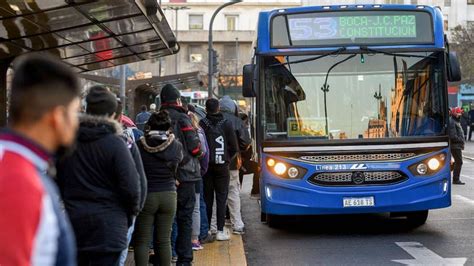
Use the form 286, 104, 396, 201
119, 217, 136, 266
199, 181, 209, 240
171, 218, 178, 257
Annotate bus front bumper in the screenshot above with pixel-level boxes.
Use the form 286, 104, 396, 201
261, 176, 451, 215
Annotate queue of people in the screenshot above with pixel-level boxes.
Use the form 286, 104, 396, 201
0, 55, 253, 266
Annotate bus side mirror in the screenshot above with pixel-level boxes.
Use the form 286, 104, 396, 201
447, 52, 461, 82
243, 64, 256, 97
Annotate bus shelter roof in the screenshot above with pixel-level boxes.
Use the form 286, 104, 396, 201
0, 0, 179, 72
80, 71, 203, 91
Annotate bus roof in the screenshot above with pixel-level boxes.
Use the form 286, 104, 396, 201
256, 4, 445, 55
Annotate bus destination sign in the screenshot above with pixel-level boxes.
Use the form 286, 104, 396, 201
289, 15, 417, 41
271, 11, 434, 47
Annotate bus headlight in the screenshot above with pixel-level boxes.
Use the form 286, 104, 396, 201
274, 162, 287, 175
266, 158, 307, 179
409, 153, 446, 176
287, 167, 299, 179
416, 163, 428, 175
427, 158, 440, 171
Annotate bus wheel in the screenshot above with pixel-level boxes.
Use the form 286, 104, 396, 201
266, 214, 282, 228
406, 210, 429, 227
261, 212, 267, 222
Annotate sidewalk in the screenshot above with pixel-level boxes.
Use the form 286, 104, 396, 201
462, 140, 474, 160
124, 229, 246, 266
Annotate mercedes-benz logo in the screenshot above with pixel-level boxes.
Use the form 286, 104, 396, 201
352, 172, 365, 185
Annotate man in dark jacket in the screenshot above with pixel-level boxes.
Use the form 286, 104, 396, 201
219, 96, 251, 235
57, 86, 142, 265
449, 107, 466, 185
200, 98, 239, 241
159, 84, 203, 266
468, 107, 474, 141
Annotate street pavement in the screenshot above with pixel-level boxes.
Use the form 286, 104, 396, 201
240, 161, 474, 265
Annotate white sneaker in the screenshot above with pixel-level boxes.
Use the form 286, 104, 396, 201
216, 230, 230, 241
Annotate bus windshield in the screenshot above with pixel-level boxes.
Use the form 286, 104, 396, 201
262, 51, 447, 140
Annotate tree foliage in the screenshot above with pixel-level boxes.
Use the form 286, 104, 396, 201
450, 25, 474, 82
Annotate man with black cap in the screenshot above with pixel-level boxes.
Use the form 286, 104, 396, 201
56, 85, 142, 265
160, 84, 203, 266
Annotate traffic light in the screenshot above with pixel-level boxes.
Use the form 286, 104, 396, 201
212, 49, 219, 74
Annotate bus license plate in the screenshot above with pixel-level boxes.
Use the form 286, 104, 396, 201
343, 197, 375, 207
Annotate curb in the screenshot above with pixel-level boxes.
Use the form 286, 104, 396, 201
462, 155, 474, 161
193, 226, 247, 266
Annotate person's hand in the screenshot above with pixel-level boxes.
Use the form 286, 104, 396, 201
175, 180, 180, 187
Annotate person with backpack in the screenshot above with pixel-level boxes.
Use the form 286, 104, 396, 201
159, 84, 203, 266
219, 96, 251, 235
132, 111, 184, 266
200, 99, 239, 241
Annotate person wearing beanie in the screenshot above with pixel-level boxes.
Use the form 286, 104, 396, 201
159, 84, 203, 266
449, 107, 466, 185
56, 85, 142, 265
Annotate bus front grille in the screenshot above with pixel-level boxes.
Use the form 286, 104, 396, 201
299, 153, 416, 162
308, 171, 407, 186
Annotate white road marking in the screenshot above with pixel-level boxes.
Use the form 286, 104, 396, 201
460, 174, 474, 181
393, 242, 467, 265
454, 195, 474, 206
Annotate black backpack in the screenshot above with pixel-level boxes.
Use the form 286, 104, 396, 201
201, 118, 228, 166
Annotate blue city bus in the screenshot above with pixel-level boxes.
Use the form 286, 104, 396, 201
242, 4, 462, 227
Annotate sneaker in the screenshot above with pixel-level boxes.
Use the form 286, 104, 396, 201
192, 241, 204, 251
216, 230, 230, 241
171, 256, 178, 263
453, 180, 466, 185
232, 227, 245, 235
225, 219, 231, 226
200, 233, 216, 244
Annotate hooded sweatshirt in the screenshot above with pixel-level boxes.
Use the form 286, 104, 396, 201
219, 96, 251, 170
137, 131, 184, 192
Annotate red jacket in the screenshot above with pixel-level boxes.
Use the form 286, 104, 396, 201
0, 130, 76, 266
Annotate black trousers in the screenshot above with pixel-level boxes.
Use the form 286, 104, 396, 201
451, 148, 463, 182
203, 165, 230, 231
176, 181, 196, 266
77, 251, 121, 266
470, 124, 474, 140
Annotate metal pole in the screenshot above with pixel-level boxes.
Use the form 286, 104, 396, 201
120, 65, 126, 113
175, 8, 178, 75
208, 0, 242, 99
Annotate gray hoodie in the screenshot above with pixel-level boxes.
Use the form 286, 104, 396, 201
219, 96, 251, 170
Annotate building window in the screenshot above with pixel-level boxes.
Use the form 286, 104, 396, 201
387, 0, 404, 4
444, 20, 448, 31
189, 14, 203, 30
224, 45, 237, 61
410, 0, 417, 4
444, 0, 451, 6
188, 45, 202, 63
226, 15, 238, 31
469, 0, 474, 4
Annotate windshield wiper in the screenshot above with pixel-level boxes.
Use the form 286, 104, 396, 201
269, 47, 347, 67
359, 46, 436, 59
